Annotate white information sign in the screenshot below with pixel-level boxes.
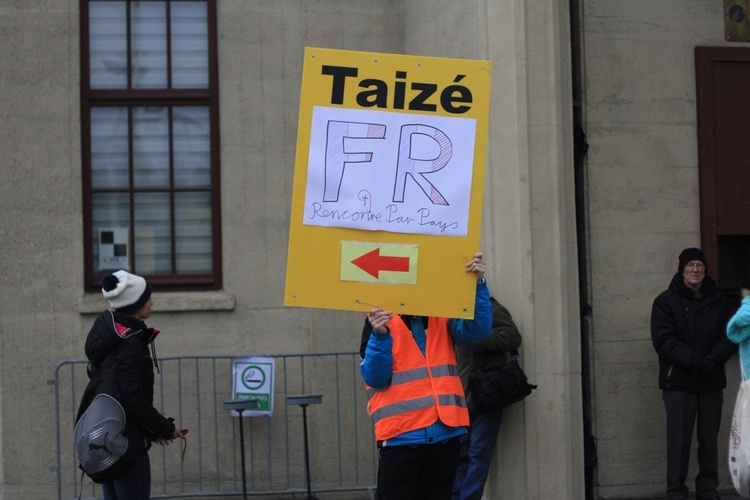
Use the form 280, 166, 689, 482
231, 357, 275, 417
303, 106, 477, 237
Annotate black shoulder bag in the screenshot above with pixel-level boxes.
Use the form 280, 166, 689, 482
469, 350, 537, 412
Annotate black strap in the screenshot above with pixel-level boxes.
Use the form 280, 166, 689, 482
78, 470, 84, 500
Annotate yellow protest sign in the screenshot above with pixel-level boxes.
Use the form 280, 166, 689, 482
285, 47, 491, 318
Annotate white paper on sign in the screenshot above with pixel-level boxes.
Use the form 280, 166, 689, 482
303, 106, 476, 237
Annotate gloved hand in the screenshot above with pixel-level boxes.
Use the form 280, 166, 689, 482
704, 354, 723, 373
692, 355, 721, 379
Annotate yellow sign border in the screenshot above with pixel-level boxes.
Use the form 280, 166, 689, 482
285, 47, 492, 318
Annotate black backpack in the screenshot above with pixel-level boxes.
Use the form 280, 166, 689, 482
74, 348, 141, 484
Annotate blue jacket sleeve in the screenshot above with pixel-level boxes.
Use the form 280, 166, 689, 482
359, 328, 394, 388
451, 280, 493, 345
728, 298, 750, 344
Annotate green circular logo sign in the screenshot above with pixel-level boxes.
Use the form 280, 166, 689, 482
241, 365, 266, 390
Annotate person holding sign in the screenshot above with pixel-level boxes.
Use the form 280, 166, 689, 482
359, 252, 492, 500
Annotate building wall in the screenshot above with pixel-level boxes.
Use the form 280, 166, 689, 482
1, 0, 85, 495
7, 0, 726, 498
582, 0, 746, 497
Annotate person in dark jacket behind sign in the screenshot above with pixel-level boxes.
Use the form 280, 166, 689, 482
86, 270, 185, 499
650, 248, 735, 500
452, 296, 521, 500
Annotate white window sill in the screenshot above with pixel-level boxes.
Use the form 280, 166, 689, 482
78, 291, 236, 314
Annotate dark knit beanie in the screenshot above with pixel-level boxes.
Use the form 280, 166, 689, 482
102, 270, 152, 315
677, 247, 707, 273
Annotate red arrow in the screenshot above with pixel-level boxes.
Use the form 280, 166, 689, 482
351, 248, 410, 278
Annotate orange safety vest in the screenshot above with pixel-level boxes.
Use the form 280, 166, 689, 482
365, 315, 469, 441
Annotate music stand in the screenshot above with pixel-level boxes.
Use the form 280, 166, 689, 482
223, 398, 260, 499
286, 394, 322, 500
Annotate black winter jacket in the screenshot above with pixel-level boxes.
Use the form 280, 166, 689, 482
455, 297, 522, 412
85, 310, 176, 451
651, 273, 735, 392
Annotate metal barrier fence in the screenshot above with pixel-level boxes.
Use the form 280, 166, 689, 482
51, 352, 378, 499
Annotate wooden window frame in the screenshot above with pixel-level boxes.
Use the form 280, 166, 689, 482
80, 0, 222, 292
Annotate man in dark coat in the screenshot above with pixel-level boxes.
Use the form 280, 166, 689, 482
651, 247, 735, 500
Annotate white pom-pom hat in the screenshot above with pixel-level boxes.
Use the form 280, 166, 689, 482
101, 270, 152, 314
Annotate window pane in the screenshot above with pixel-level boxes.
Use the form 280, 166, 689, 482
92, 192, 131, 273
131, 1, 167, 88
84, 0, 219, 288
133, 107, 170, 188
91, 107, 129, 189
175, 192, 212, 272
134, 192, 172, 274
89, 1, 127, 89
171, 1, 209, 88
173, 106, 211, 187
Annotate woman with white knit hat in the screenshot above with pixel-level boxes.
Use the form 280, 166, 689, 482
84, 270, 185, 499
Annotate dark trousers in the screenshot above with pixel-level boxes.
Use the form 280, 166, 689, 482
452, 408, 503, 500
663, 389, 723, 500
102, 450, 151, 500
377, 437, 462, 500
